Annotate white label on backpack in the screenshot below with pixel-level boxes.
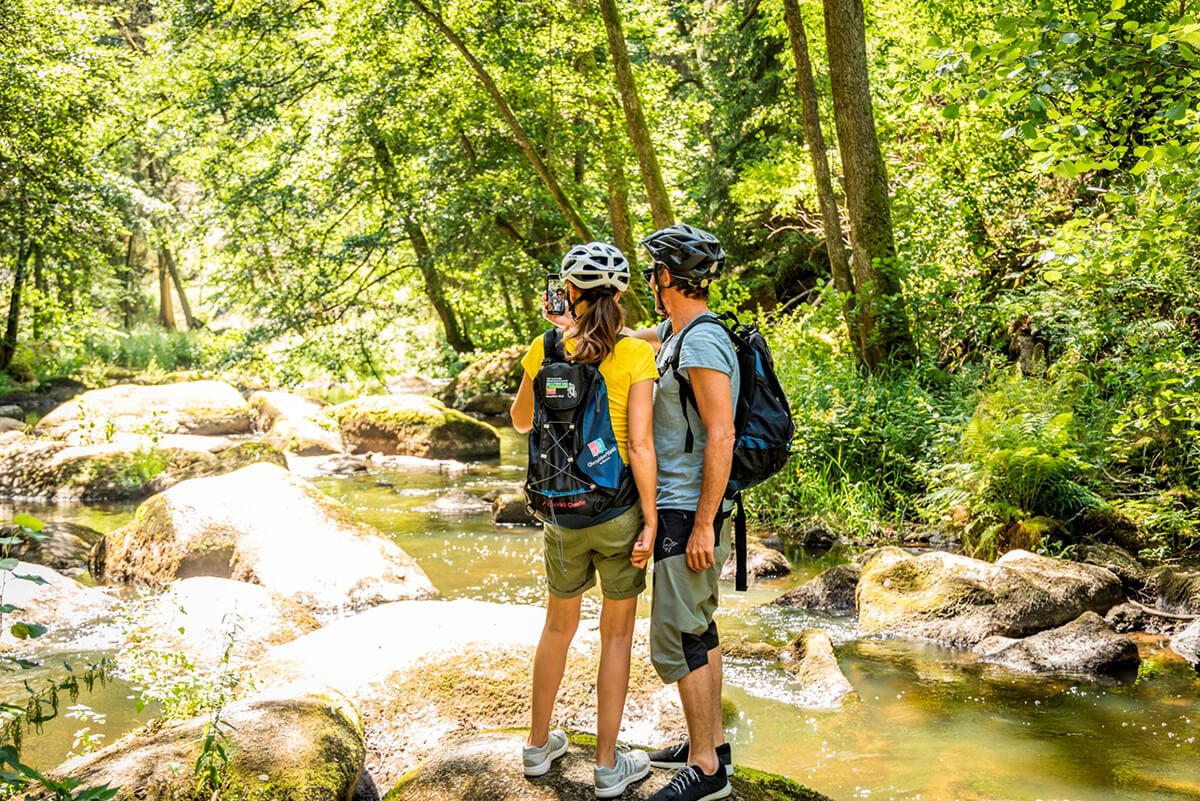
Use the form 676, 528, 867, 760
545, 377, 577, 398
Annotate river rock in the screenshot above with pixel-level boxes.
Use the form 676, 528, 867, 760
1149, 566, 1200, 615
771, 563, 861, 611
249, 390, 344, 455
94, 463, 436, 616
383, 730, 833, 801
1169, 619, 1200, 669
0, 417, 23, 433
1, 561, 118, 639
973, 611, 1140, 676
0, 435, 285, 502
492, 491, 537, 526
1104, 602, 1147, 634
781, 629, 856, 707
123, 577, 321, 670
35, 381, 252, 439
0, 520, 102, 571
51, 684, 365, 801
437, 345, 525, 408
856, 549, 1124, 647
332, 394, 500, 460
416, 490, 492, 515
458, 392, 515, 417
0, 404, 24, 420
257, 599, 683, 791
1069, 543, 1148, 593
721, 540, 791, 582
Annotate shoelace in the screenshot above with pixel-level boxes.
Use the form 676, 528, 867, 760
665, 766, 701, 793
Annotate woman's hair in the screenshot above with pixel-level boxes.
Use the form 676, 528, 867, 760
569, 284, 624, 365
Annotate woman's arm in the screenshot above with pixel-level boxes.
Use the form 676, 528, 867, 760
626, 378, 657, 567
510, 373, 534, 434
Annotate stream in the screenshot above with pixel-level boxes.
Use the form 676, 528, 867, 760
4, 427, 1200, 800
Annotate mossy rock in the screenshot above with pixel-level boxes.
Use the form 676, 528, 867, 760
332, 394, 499, 460
35, 380, 252, 439
383, 731, 834, 801
1149, 566, 1200, 615
770, 563, 861, 612
438, 345, 526, 407
50, 684, 365, 801
780, 630, 857, 707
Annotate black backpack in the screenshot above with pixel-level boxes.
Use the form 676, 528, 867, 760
524, 329, 638, 529
664, 312, 795, 590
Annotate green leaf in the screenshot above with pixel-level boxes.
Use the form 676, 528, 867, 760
1164, 100, 1187, 121
10, 622, 48, 640
11, 514, 44, 532
1060, 32, 1081, 45
1044, 270, 1063, 283
942, 104, 960, 119
0, 558, 17, 571
0, 604, 24, 614
14, 572, 47, 585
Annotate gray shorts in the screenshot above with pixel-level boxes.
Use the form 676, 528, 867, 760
649, 509, 731, 683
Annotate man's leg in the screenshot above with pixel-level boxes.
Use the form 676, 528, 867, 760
677, 662, 719, 776
529, 593, 581, 747
596, 595, 638, 767
707, 645, 724, 752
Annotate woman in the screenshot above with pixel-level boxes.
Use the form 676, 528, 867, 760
511, 242, 658, 798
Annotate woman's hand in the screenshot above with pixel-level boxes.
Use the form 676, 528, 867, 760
542, 296, 572, 330
631, 523, 655, 569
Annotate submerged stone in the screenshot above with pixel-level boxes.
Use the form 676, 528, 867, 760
973, 611, 1140, 676
0, 520, 101, 572
781, 629, 857, 707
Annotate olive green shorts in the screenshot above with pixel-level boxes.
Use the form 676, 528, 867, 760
543, 504, 647, 601
649, 509, 732, 684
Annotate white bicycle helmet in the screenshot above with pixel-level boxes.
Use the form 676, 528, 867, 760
560, 242, 631, 292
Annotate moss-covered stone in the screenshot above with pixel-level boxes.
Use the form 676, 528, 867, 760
35, 380, 252, 439
973, 611, 1140, 676
438, 344, 526, 408
331, 394, 499, 460
1149, 566, 1200, 615
383, 731, 835, 801
50, 684, 365, 801
770, 563, 861, 611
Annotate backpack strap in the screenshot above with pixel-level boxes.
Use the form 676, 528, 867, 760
667, 315, 731, 454
542, 328, 566, 364
733, 492, 747, 592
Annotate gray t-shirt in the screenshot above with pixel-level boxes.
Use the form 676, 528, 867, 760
653, 313, 740, 511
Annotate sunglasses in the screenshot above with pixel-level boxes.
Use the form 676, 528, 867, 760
642, 263, 663, 284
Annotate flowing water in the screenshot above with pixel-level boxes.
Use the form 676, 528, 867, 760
4, 427, 1199, 800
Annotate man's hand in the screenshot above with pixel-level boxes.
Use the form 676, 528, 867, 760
686, 520, 716, 572
631, 523, 656, 569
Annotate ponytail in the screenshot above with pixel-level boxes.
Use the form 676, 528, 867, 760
569, 287, 624, 365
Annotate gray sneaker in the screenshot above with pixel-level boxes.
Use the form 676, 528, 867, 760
594, 748, 651, 798
523, 729, 569, 777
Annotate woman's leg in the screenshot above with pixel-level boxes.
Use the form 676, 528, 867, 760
529, 593, 582, 747
595, 595, 638, 767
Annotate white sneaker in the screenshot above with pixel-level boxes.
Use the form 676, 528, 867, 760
594, 748, 651, 798
523, 729, 569, 777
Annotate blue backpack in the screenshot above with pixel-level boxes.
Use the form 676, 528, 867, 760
665, 312, 795, 590
524, 329, 637, 529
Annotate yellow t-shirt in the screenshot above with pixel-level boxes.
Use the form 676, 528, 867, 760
522, 334, 658, 463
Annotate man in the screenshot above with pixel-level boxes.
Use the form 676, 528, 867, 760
629, 223, 737, 801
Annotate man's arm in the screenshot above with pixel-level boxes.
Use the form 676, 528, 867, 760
625, 326, 662, 354
685, 366, 735, 573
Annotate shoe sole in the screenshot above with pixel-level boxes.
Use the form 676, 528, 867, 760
649, 760, 734, 777
593, 762, 652, 798
696, 782, 733, 801
524, 738, 570, 777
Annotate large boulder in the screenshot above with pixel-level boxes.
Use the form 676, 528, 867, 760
771, 563, 861, 612
856, 549, 1124, 647
721, 540, 791, 583
121, 577, 321, 671
1069, 543, 1148, 594
973, 611, 1140, 676
256, 600, 683, 792
1169, 619, 1200, 669
0, 520, 102, 572
438, 345, 525, 408
383, 731, 833, 801
51, 684, 365, 801
1149, 566, 1200, 615
93, 463, 436, 617
249, 390, 345, 455
492, 491, 538, 526
0, 562, 118, 648
35, 381, 252, 439
331, 394, 499, 461
0, 435, 285, 502
781, 629, 856, 707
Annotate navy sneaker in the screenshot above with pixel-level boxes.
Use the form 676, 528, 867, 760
648, 740, 732, 776
647, 765, 731, 801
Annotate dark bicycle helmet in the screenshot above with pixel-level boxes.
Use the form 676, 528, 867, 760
640, 223, 725, 286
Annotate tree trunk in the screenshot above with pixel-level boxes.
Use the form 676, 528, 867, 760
823, 0, 914, 368
597, 0, 675, 230
31, 243, 46, 341
405, 220, 476, 354
163, 248, 201, 329
407, 0, 595, 242
157, 249, 175, 330
601, 128, 650, 323
1, 241, 30, 370
121, 234, 137, 329
496, 272, 526, 342
782, 0, 861, 362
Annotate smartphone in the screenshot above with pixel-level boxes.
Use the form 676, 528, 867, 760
544, 274, 566, 315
